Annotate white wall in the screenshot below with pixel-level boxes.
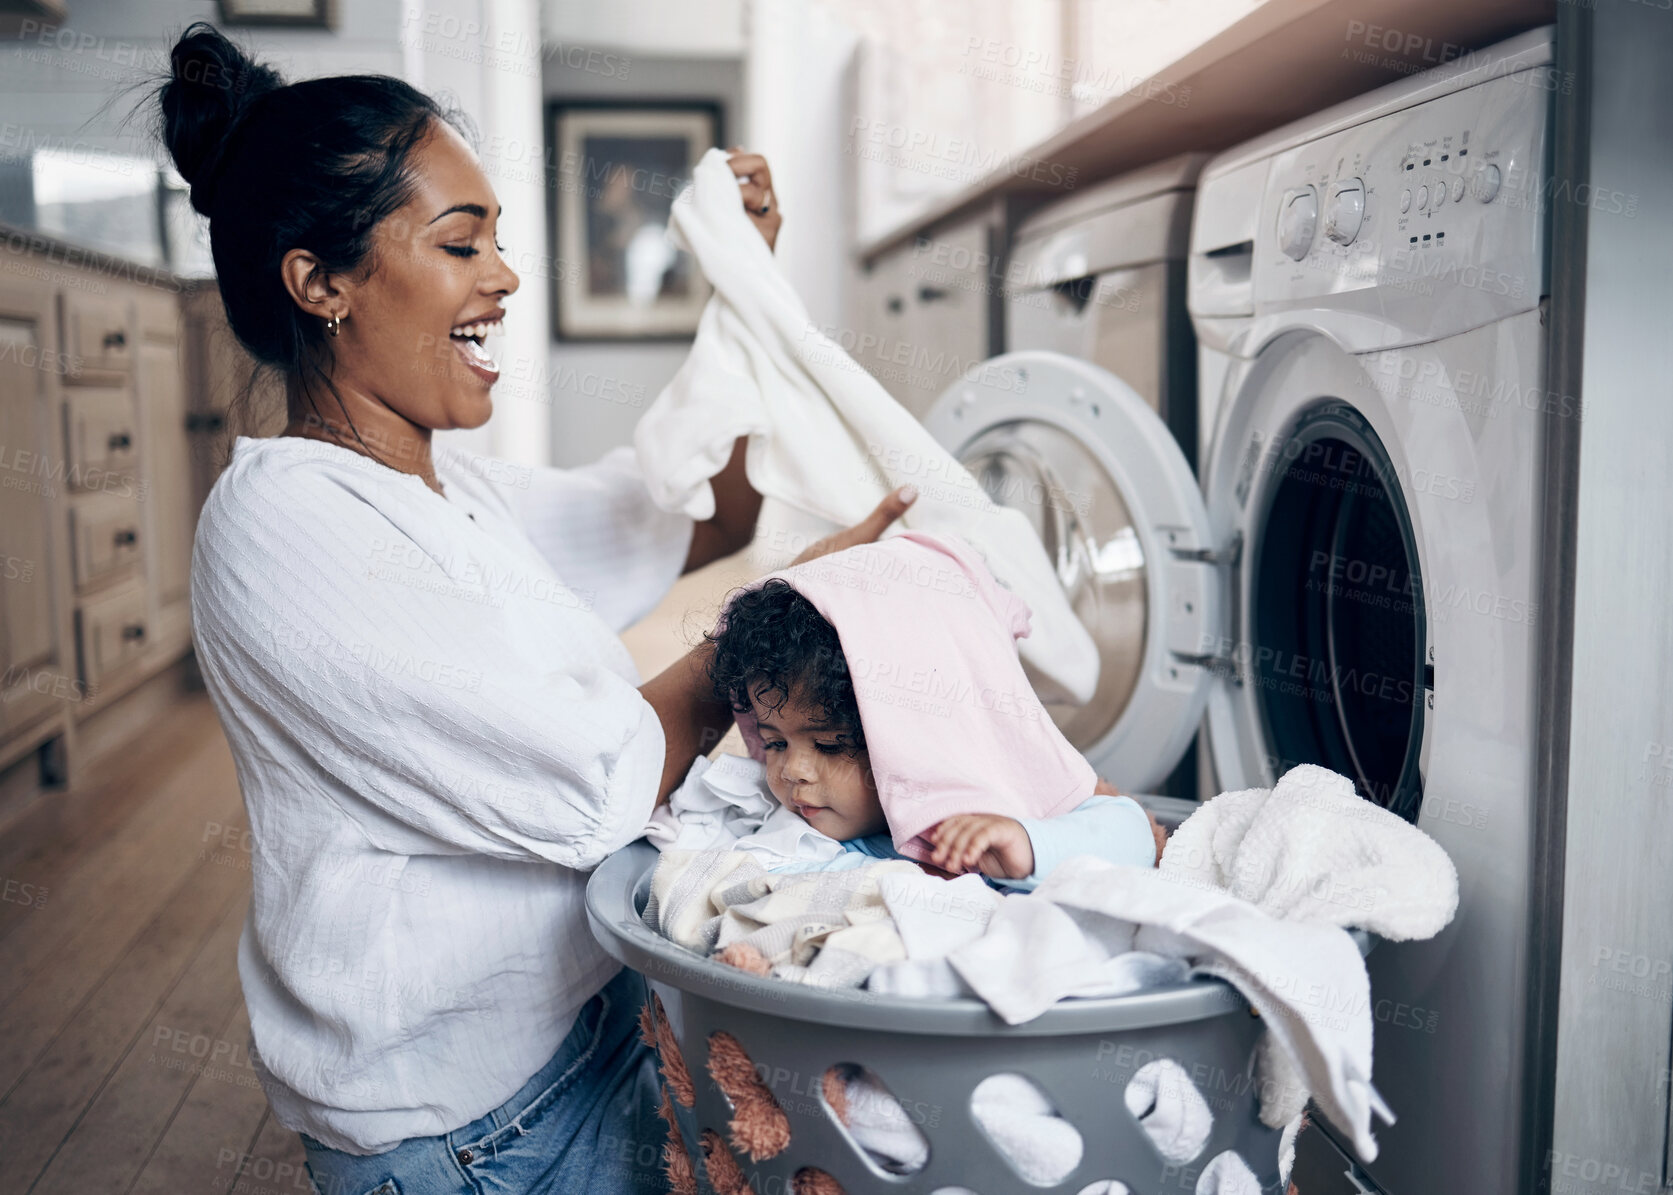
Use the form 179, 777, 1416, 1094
542, 0, 746, 58
398, 0, 550, 467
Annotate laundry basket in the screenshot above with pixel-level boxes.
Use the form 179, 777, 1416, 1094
587, 840, 1313, 1195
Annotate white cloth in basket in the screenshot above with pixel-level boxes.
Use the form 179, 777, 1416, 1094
644, 752, 844, 869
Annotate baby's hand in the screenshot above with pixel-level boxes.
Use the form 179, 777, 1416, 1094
927, 814, 1034, 880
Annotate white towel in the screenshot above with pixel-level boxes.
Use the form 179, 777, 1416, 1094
633, 146, 1100, 706
1160, 763, 1459, 941
949, 857, 1393, 1164
1157, 763, 1458, 1156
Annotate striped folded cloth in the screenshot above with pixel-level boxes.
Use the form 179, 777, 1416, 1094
644, 849, 920, 989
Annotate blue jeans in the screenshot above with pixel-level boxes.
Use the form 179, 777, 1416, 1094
300, 968, 668, 1195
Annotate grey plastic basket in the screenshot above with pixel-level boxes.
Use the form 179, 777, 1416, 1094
586, 839, 1328, 1195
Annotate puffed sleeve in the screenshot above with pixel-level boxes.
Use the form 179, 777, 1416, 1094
510, 446, 696, 632
191, 458, 668, 868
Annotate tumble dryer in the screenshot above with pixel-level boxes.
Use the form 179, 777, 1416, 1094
925, 25, 1557, 1195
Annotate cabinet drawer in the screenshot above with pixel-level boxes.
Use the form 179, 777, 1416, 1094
71, 494, 144, 590
64, 387, 140, 487
77, 584, 150, 693
62, 292, 132, 379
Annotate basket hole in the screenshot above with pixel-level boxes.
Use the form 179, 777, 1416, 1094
1122, 1058, 1214, 1164
1075, 1184, 1132, 1195
970, 1073, 1083, 1187
819, 1063, 930, 1176
1195, 1150, 1261, 1194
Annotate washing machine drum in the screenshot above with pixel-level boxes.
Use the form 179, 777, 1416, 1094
923, 351, 1220, 794
1249, 402, 1426, 819
956, 420, 1148, 754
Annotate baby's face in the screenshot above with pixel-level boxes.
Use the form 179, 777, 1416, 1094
749, 687, 886, 841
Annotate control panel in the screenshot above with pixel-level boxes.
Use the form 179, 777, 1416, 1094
1252, 64, 1553, 334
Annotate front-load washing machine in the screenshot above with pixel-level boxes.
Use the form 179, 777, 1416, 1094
925, 25, 1556, 1195
1005, 153, 1207, 466
997, 153, 1208, 796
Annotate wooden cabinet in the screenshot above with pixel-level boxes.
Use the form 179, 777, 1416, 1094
0, 281, 75, 767
0, 227, 215, 785
60, 291, 133, 381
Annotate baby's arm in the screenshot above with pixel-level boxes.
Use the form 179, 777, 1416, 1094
925, 791, 1161, 888
1011, 794, 1160, 889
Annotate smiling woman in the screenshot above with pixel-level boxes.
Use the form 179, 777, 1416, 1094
152, 20, 914, 1195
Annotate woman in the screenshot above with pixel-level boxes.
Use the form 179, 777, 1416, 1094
157, 23, 913, 1195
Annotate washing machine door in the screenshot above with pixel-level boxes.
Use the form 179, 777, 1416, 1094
923, 350, 1221, 792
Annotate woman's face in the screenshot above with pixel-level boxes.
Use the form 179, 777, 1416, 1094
324, 120, 520, 433
751, 688, 887, 842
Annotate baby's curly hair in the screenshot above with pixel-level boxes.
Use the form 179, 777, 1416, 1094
706, 579, 866, 755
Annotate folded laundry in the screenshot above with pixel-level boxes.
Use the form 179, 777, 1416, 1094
633, 146, 1099, 705
644, 848, 917, 989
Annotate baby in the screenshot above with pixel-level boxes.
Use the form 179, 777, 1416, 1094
706, 568, 1162, 889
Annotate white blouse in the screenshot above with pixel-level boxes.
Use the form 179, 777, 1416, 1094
190, 435, 694, 1155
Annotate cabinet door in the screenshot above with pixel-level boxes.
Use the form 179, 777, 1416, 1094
0, 289, 66, 733
856, 245, 918, 409
138, 325, 193, 615
900, 217, 997, 420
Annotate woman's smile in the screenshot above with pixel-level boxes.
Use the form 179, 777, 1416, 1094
448, 307, 506, 385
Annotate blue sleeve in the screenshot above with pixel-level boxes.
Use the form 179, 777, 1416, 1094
997, 795, 1157, 892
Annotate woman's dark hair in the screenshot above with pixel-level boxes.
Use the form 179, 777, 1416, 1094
707, 580, 866, 754
154, 22, 468, 440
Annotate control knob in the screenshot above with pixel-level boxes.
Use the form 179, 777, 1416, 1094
1471, 163, 1502, 203
1325, 179, 1365, 245
1278, 186, 1319, 260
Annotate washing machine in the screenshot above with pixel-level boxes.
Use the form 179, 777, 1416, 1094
957, 154, 1209, 796
925, 25, 1556, 1195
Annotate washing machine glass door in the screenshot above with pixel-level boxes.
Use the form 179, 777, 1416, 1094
923, 350, 1221, 792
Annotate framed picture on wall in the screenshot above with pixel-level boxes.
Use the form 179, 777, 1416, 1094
216, 0, 333, 27
550, 104, 720, 340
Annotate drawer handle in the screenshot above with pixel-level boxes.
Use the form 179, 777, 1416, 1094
103, 330, 127, 350
107, 432, 133, 451
113, 529, 138, 547
122, 623, 146, 642
185, 412, 227, 433
916, 285, 950, 303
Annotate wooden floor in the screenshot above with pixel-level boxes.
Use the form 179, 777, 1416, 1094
0, 691, 305, 1195
0, 550, 751, 1195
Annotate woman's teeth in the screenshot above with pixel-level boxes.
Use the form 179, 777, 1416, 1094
449, 320, 503, 341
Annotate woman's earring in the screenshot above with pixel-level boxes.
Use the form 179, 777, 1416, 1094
327, 312, 345, 337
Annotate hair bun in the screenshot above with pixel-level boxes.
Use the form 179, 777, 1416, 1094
160, 22, 284, 215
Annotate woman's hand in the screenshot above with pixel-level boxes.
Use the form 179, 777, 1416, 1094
927, 813, 1035, 879
789, 486, 917, 567
727, 148, 781, 251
